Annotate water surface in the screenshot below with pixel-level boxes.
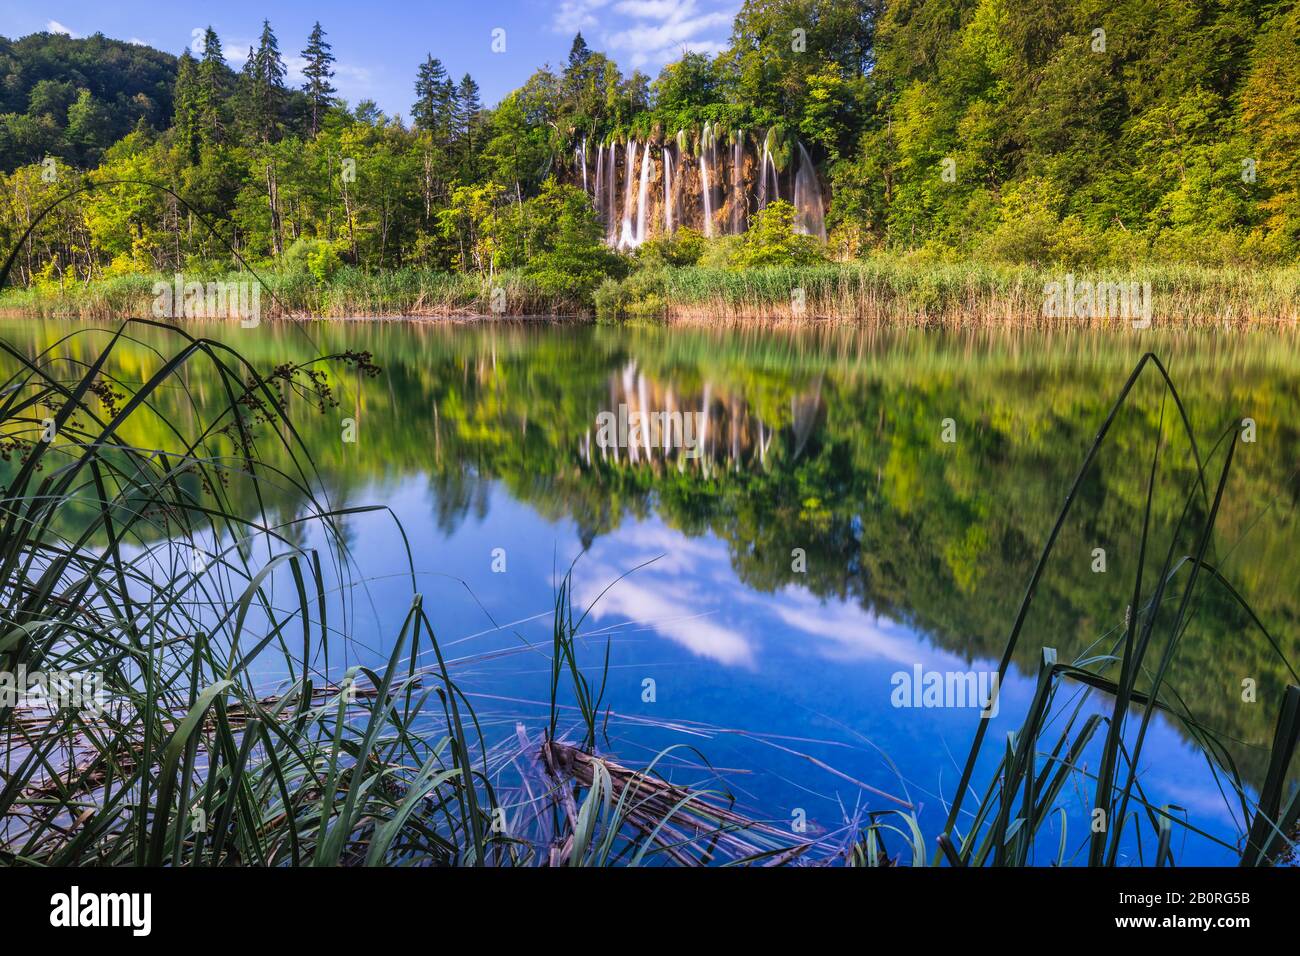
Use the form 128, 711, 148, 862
6, 318, 1298, 865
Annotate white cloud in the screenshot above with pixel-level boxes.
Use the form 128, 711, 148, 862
47, 21, 80, 38
571, 522, 755, 667
554, 0, 735, 71
554, 0, 613, 33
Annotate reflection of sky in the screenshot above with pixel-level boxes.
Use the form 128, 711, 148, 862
309, 472, 1246, 865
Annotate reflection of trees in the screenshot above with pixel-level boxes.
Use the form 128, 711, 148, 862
6, 319, 1299, 777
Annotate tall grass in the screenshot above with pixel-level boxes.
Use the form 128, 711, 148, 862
0, 267, 590, 320
937, 353, 1300, 866
5, 259, 1297, 325
650, 260, 1300, 327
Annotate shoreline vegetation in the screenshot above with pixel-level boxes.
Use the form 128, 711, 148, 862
3, 258, 1298, 326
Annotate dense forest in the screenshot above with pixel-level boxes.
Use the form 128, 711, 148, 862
1, 0, 1298, 303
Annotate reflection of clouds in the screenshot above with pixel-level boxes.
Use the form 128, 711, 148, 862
574, 523, 755, 667
766, 588, 937, 666
579, 576, 755, 666
575, 519, 981, 674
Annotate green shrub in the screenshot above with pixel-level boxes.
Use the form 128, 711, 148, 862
729, 201, 826, 268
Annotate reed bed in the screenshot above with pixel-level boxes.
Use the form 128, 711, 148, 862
656, 262, 1300, 328
3, 260, 1296, 326
0, 267, 588, 321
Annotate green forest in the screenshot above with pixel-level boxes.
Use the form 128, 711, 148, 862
2, 0, 1299, 315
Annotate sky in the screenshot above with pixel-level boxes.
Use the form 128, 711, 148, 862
1, 0, 742, 116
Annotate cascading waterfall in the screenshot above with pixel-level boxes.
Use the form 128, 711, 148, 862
606, 143, 617, 244
699, 123, 715, 238
699, 153, 714, 237
580, 124, 825, 248
635, 144, 652, 245
793, 140, 827, 242
580, 137, 588, 195
619, 140, 638, 248
663, 145, 674, 235
731, 131, 744, 234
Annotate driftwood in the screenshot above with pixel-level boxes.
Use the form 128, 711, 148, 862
540, 737, 814, 866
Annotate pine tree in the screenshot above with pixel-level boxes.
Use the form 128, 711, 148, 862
412, 55, 448, 134
196, 27, 228, 147
173, 50, 201, 164
252, 19, 286, 141
567, 32, 592, 71
300, 21, 336, 135
454, 73, 483, 160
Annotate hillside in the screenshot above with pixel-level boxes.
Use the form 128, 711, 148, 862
0, 31, 178, 170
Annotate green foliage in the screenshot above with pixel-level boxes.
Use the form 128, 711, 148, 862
5, 0, 1300, 298
0, 32, 177, 170
731, 201, 826, 267
284, 237, 345, 284
635, 227, 706, 268
517, 180, 629, 303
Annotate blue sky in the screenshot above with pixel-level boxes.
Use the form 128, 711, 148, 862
2, 0, 741, 116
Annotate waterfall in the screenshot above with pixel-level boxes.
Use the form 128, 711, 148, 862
793, 140, 827, 243
731, 131, 745, 234
606, 143, 617, 244
663, 146, 674, 235
699, 124, 714, 238
580, 137, 588, 195
635, 144, 652, 245
699, 151, 714, 237
619, 140, 638, 249
757, 143, 772, 210
594, 143, 603, 221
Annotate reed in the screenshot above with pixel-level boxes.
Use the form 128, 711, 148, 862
938, 353, 1300, 866
652, 261, 1300, 327
0, 267, 590, 320
4, 259, 1297, 326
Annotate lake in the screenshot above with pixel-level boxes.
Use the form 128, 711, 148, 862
4, 317, 1297, 865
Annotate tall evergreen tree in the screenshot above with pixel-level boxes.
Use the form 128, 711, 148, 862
300, 21, 336, 135
567, 32, 592, 71
196, 26, 228, 146
173, 50, 201, 164
454, 73, 483, 161
412, 55, 449, 135
251, 19, 286, 141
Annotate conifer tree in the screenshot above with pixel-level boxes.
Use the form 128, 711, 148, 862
196, 26, 228, 146
301, 21, 336, 135
173, 50, 201, 164
412, 55, 449, 135
251, 19, 286, 141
